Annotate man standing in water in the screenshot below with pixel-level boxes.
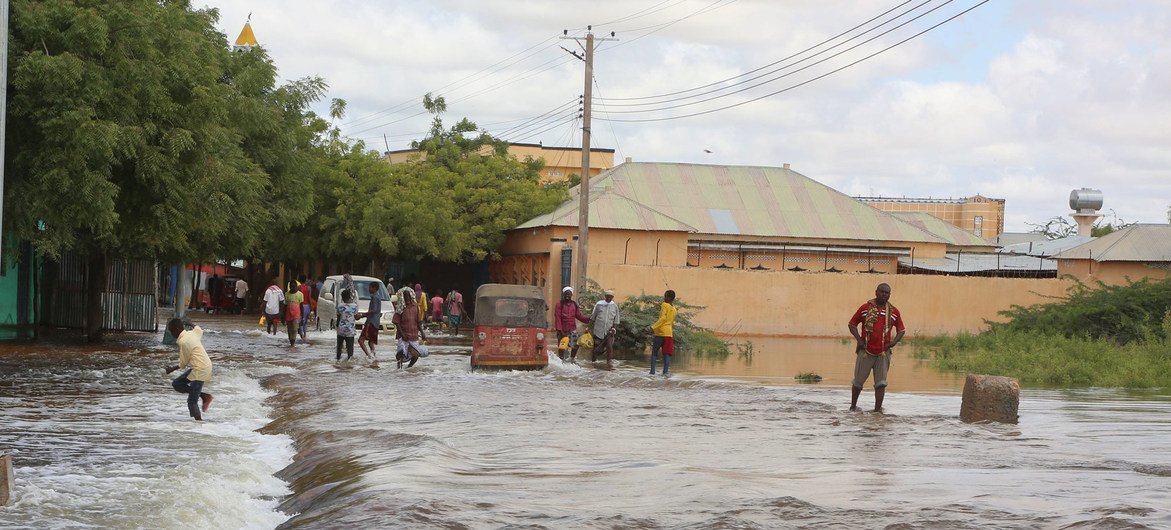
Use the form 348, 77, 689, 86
262, 278, 283, 335
847, 283, 905, 412
648, 290, 677, 377
165, 318, 213, 421
393, 289, 427, 369
591, 289, 621, 367
358, 282, 383, 362
554, 286, 591, 362
445, 288, 465, 336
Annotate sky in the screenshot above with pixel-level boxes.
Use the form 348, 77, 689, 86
200, 0, 1171, 233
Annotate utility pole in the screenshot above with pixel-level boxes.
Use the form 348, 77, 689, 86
1, 0, 9, 262
561, 27, 615, 295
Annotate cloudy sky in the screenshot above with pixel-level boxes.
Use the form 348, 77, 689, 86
200, 0, 1171, 233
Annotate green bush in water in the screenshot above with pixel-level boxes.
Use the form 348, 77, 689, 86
577, 279, 730, 359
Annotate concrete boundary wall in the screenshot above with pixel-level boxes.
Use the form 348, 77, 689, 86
589, 263, 1075, 337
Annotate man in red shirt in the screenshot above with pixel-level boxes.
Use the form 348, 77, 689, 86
847, 283, 905, 412
554, 286, 591, 362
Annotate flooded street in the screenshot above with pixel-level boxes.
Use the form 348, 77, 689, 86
2, 315, 1170, 528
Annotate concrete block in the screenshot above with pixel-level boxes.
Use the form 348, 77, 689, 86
960, 374, 1020, 424
1, 452, 13, 506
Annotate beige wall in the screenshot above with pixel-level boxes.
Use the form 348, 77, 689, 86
588, 263, 1074, 337
385, 144, 615, 183
1057, 259, 1171, 285
505, 144, 615, 183
502, 227, 690, 267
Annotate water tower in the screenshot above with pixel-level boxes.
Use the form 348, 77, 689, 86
1069, 188, 1103, 237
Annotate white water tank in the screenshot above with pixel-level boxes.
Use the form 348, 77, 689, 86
1069, 188, 1103, 213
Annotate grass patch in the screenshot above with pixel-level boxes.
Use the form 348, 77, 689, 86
912, 329, 1171, 388
794, 371, 823, 383
912, 278, 1171, 388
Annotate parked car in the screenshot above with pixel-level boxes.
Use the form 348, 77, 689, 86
317, 275, 395, 331
470, 284, 549, 370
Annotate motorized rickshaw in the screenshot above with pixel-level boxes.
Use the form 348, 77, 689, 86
470, 284, 549, 370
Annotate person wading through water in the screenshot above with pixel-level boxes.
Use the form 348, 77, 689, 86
847, 283, 905, 412
554, 286, 591, 362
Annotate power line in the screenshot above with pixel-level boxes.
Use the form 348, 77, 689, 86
592, 0, 691, 29
487, 98, 581, 139
594, 0, 991, 123
495, 107, 582, 142
590, 76, 624, 162
597, 0, 948, 113
600, 0, 739, 50
594, 0, 916, 102
512, 115, 580, 144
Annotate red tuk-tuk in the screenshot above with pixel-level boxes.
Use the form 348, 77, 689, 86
470, 284, 549, 370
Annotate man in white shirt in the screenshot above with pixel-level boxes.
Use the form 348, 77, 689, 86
590, 289, 621, 367
234, 278, 249, 315
262, 279, 284, 335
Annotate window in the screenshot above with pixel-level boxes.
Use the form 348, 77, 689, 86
495, 298, 530, 317
973, 215, 984, 236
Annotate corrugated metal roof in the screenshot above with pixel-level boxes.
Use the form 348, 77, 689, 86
891, 212, 996, 248
899, 253, 1056, 273
994, 232, 1049, 246
1000, 235, 1093, 257
1056, 224, 1171, 261
517, 162, 944, 243
516, 186, 697, 232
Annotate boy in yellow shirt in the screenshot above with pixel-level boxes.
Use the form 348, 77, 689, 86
648, 290, 677, 376
165, 318, 214, 421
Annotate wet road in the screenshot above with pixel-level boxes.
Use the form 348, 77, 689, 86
2, 314, 1170, 528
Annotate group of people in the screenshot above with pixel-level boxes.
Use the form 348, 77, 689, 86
166, 280, 906, 421
553, 287, 678, 375
259, 275, 318, 347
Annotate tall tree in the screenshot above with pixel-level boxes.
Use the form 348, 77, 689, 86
4, 1, 327, 338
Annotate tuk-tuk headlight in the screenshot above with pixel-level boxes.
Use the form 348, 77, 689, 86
536, 332, 545, 341
477, 331, 486, 344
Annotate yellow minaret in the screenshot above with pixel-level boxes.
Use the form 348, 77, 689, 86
233, 15, 258, 51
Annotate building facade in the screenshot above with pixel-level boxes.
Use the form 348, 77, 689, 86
858, 195, 1005, 241
385, 143, 615, 183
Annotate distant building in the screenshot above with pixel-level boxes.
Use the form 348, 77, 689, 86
858, 195, 1005, 241
1055, 224, 1171, 285
384, 143, 615, 183
499, 162, 953, 290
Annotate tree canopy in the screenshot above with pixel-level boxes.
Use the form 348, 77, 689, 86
4, 2, 567, 269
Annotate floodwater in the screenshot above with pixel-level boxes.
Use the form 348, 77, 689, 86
2, 317, 1170, 529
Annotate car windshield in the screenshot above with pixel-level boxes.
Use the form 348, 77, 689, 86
353, 280, 389, 301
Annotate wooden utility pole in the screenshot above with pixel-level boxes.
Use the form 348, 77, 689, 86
1, 0, 9, 260
561, 28, 615, 295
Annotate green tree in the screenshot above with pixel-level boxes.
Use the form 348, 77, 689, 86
4, 1, 327, 338
397, 95, 568, 262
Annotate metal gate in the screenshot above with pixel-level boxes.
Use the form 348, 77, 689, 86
47, 254, 158, 332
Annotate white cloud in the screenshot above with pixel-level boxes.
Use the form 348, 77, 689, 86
201, 0, 1171, 231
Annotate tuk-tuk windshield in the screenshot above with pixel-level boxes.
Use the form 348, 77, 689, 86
477, 297, 547, 328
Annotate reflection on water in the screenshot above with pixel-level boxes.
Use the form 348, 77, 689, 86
2, 317, 1171, 529
665, 336, 968, 392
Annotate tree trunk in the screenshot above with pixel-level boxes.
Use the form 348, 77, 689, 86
85, 252, 107, 343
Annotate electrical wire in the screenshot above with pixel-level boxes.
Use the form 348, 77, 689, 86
594, 0, 916, 101
487, 98, 581, 138
594, 0, 991, 123
596, 0, 946, 113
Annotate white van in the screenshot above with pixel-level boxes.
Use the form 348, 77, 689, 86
317, 275, 395, 331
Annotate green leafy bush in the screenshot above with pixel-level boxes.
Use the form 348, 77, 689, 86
914, 278, 1171, 387
577, 279, 729, 358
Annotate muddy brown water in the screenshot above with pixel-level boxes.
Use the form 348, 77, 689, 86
1, 314, 1170, 528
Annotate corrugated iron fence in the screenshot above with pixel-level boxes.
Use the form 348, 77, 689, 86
47, 254, 158, 332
